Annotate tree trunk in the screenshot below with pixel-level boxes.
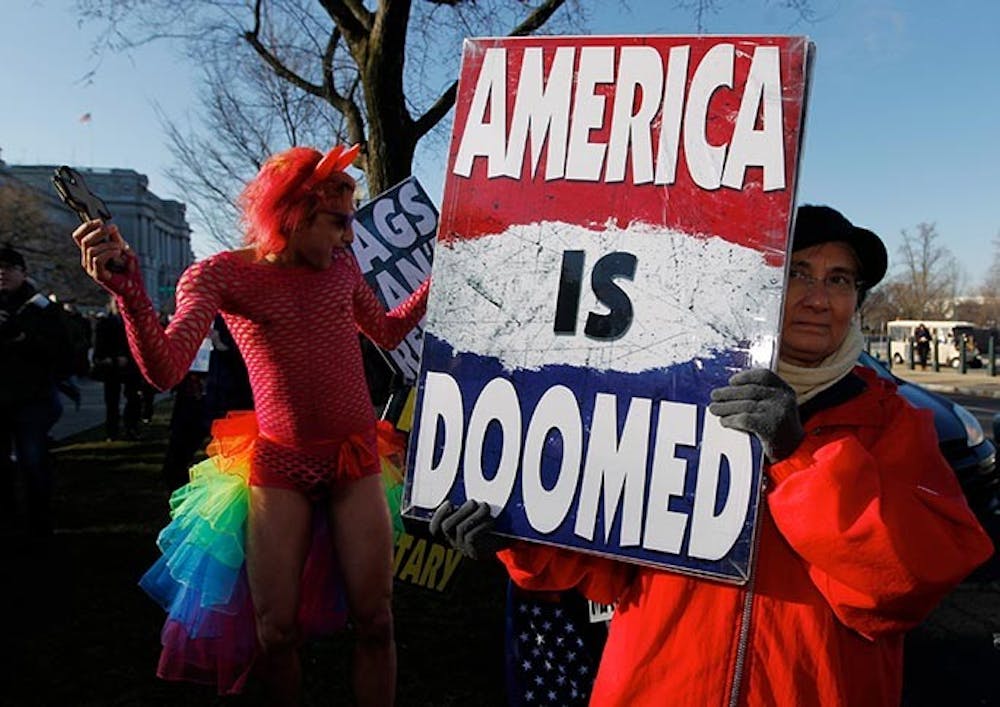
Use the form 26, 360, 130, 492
360, 0, 417, 196
365, 112, 417, 196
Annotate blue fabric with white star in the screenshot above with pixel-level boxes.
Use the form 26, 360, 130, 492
504, 583, 607, 707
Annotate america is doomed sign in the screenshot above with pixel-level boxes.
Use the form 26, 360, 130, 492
350, 176, 437, 384
403, 35, 811, 582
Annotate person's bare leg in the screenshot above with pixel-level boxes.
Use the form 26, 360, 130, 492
247, 485, 312, 707
328, 474, 396, 707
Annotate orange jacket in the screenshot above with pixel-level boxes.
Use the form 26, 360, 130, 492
498, 367, 993, 706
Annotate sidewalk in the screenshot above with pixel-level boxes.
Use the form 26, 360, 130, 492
888, 363, 1000, 399
47, 367, 1000, 445
50, 377, 107, 442
50, 377, 170, 442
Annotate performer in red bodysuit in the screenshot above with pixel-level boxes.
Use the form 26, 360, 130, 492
73, 145, 426, 706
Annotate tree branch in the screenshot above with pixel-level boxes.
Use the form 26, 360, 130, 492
414, 80, 457, 138
319, 27, 366, 149
244, 1, 325, 99
317, 0, 374, 44
321, 28, 349, 108
415, 0, 567, 137
509, 0, 568, 37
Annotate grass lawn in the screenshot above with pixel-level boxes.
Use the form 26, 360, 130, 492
1, 402, 509, 706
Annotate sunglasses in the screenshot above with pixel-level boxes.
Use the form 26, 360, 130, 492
317, 211, 355, 229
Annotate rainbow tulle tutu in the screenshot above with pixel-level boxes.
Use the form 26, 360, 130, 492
139, 413, 408, 694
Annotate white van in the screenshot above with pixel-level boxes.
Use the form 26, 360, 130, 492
886, 319, 979, 367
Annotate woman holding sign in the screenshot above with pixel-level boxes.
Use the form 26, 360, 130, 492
73, 145, 427, 706
433, 205, 992, 706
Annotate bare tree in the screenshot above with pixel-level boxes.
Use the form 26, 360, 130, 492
0, 181, 53, 249
890, 222, 963, 319
977, 229, 1000, 327
985, 230, 1000, 291
78, 1, 582, 207
76, 0, 594, 247
858, 284, 894, 335
77, 0, 817, 250
155, 44, 346, 249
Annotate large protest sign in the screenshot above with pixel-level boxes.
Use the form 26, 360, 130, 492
404, 36, 811, 583
350, 176, 437, 384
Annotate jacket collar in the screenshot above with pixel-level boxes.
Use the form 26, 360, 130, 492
799, 366, 892, 429
0, 281, 36, 311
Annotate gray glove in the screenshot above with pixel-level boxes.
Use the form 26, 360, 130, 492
707, 368, 804, 462
429, 499, 509, 560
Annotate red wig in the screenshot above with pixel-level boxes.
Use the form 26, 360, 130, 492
240, 144, 360, 257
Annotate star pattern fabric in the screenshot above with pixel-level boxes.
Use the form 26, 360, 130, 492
505, 584, 607, 707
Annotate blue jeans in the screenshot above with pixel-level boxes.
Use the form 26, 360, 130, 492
0, 390, 62, 536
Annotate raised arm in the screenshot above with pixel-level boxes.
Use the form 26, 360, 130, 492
351, 258, 429, 349
73, 220, 225, 390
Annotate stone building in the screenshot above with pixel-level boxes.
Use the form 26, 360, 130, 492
0, 160, 193, 312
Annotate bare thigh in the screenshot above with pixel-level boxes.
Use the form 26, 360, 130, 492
327, 474, 394, 619
246, 485, 313, 636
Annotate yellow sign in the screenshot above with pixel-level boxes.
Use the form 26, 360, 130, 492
392, 531, 463, 591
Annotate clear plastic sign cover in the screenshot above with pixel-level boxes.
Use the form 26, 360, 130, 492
403, 35, 811, 583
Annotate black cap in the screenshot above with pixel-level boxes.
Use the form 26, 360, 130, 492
793, 205, 887, 290
0, 244, 26, 270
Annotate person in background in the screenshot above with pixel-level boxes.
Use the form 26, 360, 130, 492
138, 377, 157, 424
50, 299, 93, 412
158, 356, 210, 491
914, 322, 932, 370
73, 144, 427, 706
161, 314, 253, 491
204, 313, 253, 422
91, 296, 142, 441
0, 245, 72, 539
432, 205, 994, 706
61, 299, 93, 380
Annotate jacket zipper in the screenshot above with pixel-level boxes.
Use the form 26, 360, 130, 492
727, 473, 767, 707
728, 575, 756, 707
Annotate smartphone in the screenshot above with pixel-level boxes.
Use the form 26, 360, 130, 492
52, 166, 113, 222
52, 166, 125, 271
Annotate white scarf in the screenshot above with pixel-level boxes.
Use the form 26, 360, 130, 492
776, 319, 864, 404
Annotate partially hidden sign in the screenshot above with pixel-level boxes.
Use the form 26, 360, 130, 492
351, 176, 437, 385
403, 35, 812, 583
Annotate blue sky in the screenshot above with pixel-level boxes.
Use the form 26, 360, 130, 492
2, 1, 998, 290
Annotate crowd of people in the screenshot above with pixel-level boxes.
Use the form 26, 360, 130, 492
0, 244, 72, 540
0, 243, 252, 542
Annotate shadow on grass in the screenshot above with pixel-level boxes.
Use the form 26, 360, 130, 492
1, 402, 509, 707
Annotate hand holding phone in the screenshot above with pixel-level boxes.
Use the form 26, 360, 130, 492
71, 219, 134, 288
53, 166, 127, 274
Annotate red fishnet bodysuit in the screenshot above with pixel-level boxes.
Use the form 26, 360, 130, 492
113, 248, 428, 494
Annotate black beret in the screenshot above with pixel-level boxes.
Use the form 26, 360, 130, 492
792, 205, 887, 290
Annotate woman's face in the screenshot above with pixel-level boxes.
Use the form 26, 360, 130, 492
287, 210, 354, 270
779, 241, 861, 367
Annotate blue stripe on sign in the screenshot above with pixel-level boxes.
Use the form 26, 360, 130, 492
407, 334, 762, 581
